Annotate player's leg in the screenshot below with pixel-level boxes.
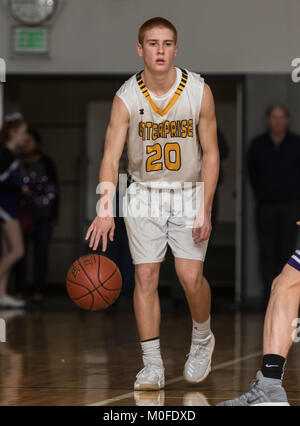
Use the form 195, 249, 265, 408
217, 251, 300, 406
123, 183, 167, 390
134, 262, 161, 341
175, 259, 210, 322
174, 258, 214, 383
0, 220, 25, 308
263, 263, 300, 359
133, 261, 165, 390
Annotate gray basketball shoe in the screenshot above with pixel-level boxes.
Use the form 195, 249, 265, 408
217, 371, 290, 406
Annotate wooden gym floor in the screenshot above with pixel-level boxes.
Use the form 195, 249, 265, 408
0, 300, 299, 406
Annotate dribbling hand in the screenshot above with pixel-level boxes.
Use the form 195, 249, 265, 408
85, 216, 115, 252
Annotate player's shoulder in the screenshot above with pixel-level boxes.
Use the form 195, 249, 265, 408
116, 72, 139, 98
184, 68, 205, 86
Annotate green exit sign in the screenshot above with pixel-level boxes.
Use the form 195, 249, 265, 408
13, 27, 49, 54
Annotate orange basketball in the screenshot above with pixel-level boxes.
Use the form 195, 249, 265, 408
66, 254, 122, 311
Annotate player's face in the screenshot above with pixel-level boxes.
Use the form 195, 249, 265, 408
137, 27, 178, 72
267, 107, 289, 134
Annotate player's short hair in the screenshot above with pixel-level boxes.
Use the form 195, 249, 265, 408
265, 104, 290, 118
138, 17, 178, 45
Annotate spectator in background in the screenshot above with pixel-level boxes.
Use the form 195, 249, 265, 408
14, 129, 59, 304
0, 112, 28, 308
248, 105, 300, 302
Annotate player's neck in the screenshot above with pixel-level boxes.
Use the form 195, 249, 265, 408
142, 66, 177, 97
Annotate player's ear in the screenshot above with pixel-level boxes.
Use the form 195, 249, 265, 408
174, 44, 179, 57
136, 42, 143, 58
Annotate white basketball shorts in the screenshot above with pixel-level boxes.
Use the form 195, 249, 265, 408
122, 181, 209, 265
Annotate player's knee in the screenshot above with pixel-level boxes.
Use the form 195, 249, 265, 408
270, 274, 288, 296
179, 270, 201, 293
135, 265, 159, 294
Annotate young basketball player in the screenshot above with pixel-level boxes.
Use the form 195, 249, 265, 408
85, 17, 220, 390
218, 221, 300, 406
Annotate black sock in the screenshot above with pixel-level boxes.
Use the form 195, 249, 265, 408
141, 336, 159, 343
261, 354, 286, 380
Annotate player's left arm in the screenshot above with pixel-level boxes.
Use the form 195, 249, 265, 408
193, 83, 220, 243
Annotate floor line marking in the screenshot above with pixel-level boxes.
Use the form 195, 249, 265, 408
87, 350, 262, 406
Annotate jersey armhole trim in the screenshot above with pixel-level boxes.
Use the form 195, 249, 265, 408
197, 77, 205, 124
116, 94, 131, 118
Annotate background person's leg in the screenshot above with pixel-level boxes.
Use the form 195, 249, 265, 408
14, 232, 31, 297
277, 202, 300, 275
33, 219, 53, 296
0, 229, 10, 298
0, 220, 24, 295
256, 202, 280, 301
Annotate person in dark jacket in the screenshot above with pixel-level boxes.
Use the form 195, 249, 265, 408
0, 112, 28, 308
14, 129, 59, 303
248, 105, 300, 301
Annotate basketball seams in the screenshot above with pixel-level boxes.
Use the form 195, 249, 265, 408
78, 258, 110, 307
98, 255, 122, 290
68, 281, 121, 299
101, 269, 120, 289
66, 278, 95, 308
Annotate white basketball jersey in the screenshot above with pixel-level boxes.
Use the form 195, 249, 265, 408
116, 67, 205, 187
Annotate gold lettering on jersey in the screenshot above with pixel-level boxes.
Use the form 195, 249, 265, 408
146, 122, 152, 140
138, 119, 194, 141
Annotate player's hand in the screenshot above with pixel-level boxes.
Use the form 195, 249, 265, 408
192, 210, 212, 243
85, 216, 115, 252
297, 221, 300, 226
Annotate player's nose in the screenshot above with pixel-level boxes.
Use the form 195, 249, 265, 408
157, 43, 165, 53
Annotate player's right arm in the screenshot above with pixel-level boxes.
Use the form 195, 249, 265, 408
85, 95, 129, 252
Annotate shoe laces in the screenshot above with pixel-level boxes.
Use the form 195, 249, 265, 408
136, 364, 163, 381
186, 335, 212, 363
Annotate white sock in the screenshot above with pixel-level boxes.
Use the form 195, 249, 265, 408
192, 316, 211, 343
141, 338, 163, 367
